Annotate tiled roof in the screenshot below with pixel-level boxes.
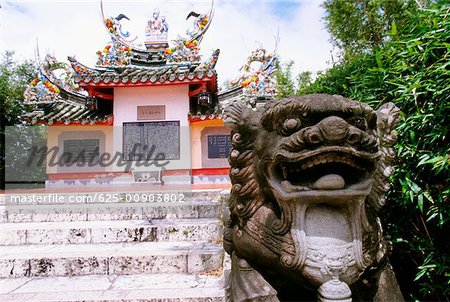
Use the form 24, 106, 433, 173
23, 101, 113, 126
218, 86, 252, 108
218, 86, 245, 104
188, 112, 223, 123
70, 57, 217, 86
128, 49, 167, 66
218, 86, 275, 109
188, 87, 251, 122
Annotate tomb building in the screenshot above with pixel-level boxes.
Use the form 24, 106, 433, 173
22, 2, 232, 187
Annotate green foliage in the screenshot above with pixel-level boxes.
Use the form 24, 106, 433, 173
275, 61, 296, 99
0, 51, 35, 125
0, 51, 36, 189
298, 1, 450, 301
322, 0, 428, 61
296, 71, 313, 92
298, 4, 449, 300
275, 63, 313, 97
4, 126, 47, 189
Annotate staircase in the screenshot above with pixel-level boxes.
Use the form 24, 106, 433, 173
0, 189, 228, 302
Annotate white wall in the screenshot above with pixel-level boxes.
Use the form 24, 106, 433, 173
113, 85, 191, 172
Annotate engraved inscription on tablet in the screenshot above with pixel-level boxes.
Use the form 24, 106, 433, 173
123, 121, 180, 160
137, 105, 166, 120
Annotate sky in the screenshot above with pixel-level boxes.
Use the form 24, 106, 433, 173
1, 0, 334, 86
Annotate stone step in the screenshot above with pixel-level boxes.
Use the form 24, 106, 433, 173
0, 241, 224, 278
1, 200, 225, 223
0, 218, 223, 246
0, 273, 226, 301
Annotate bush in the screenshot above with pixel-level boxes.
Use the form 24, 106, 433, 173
298, 5, 449, 301
0, 51, 36, 189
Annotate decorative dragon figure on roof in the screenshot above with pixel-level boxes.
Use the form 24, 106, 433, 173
98, 6, 135, 66
98, 0, 217, 66
227, 47, 279, 98
223, 94, 404, 301
24, 54, 86, 104
196, 49, 220, 71
96, 39, 133, 67
164, 0, 215, 63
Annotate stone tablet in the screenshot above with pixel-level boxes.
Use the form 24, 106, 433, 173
63, 139, 100, 162
207, 135, 232, 159
123, 121, 180, 160
137, 105, 166, 120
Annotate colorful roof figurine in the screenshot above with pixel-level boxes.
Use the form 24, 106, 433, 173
99, 1, 165, 66
145, 8, 169, 51
71, 0, 220, 86
24, 53, 87, 106
164, 2, 215, 64
96, 0, 218, 68
194, 49, 220, 71
227, 47, 279, 98
218, 46, 279, 111
68, 56, 101, 79
22, 53, 113, 125
101, 7, 138, 45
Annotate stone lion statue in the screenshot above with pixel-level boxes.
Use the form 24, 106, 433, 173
223, 94, 404, 302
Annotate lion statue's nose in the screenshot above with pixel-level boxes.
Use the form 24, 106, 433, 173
318, 116, 349, 142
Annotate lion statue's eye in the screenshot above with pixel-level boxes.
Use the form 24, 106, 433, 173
281, 118, 302, 135
350, 117, 368, 131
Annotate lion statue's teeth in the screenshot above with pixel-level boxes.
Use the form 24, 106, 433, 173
281, 180, 309, 192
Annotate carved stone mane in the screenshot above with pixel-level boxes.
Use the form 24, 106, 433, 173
223, 94, 403, 302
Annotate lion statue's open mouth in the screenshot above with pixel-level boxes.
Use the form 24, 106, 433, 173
223, 94, 403, 302
268, 147, 378, 196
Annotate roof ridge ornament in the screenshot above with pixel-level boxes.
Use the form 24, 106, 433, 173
100, 0, 138, 48
98, 0, 215, 66
24, 53, 89, 105
226, 47, 279, 98
144, 8, 169, 51
164, 0, 215, 64
195, 49, 220, 71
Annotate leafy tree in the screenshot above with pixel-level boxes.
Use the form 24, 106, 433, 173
0, 51, 35, 124
0, 51, 36, 189
275, 61, 296, 98
296, 71, 313, 92
322, 0, 430, 61
275, 62, 313, 98
297, 4, 449, 300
